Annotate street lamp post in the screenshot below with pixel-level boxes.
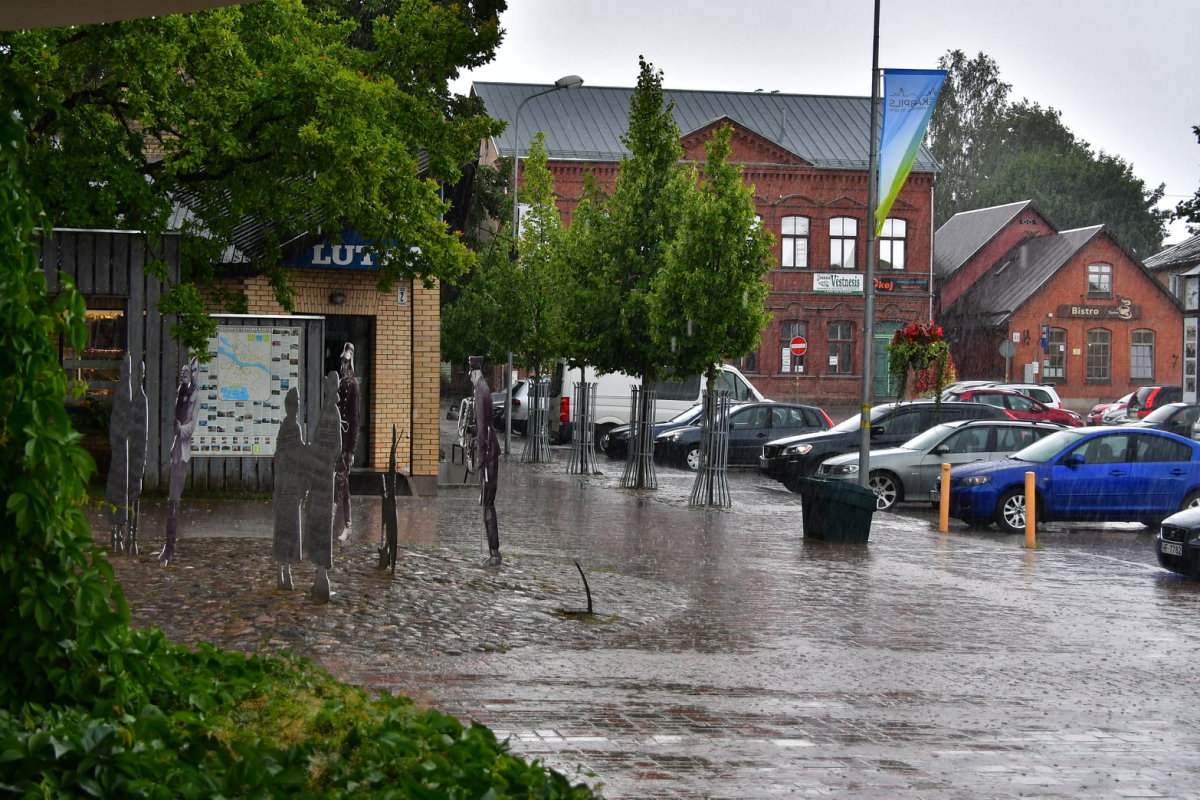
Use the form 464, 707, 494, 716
504, 74, 583, 455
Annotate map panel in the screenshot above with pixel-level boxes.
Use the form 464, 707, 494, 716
194, 324, 303, 457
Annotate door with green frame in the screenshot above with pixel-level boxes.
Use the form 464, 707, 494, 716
873, 322, 901, 399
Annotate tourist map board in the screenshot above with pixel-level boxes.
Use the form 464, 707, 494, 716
194, 323, 303, 457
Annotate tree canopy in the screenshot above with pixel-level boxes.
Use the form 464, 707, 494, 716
928, 49, 1167, 258
1175, 125, 1200, 233
2, 0, 505, 352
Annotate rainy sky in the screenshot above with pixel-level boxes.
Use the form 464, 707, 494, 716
453, 0, 1200, 245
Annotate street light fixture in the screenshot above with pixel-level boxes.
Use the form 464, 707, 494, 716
504, 74, 583, 455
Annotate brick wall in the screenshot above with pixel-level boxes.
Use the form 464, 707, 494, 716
213, 270, 441, 493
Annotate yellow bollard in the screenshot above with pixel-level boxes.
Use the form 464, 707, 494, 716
1024, 471, 1036, 548
938, 462, 950, 532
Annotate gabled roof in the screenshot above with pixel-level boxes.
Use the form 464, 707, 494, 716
942, 226, 1104, 328
472, 82, 939, 172
933, 200, 1048, 281
1144, 232, 1200, 272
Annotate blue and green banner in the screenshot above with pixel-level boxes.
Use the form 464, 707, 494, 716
876, 68, 946, 234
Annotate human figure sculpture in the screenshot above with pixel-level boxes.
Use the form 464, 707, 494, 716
334, 343, 359, 540
469, 356, 501, 567
106, 355, 147, 554
272, 387, 305, 589
160, 355, 199, 567
304, 371, 343, 601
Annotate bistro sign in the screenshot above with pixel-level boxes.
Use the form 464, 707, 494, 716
1056, 298, 1141, 320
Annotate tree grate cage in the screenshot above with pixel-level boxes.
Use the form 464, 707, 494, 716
621, 385, 657, 489
567, 381, 600, 475
521, 377, 552, 463
689, 391, 732, 507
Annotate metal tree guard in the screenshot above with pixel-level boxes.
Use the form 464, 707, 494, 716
621, 385, 657, 489
567, 381, 600, 474
689, 391, 732, 507
521, 376, 552, 463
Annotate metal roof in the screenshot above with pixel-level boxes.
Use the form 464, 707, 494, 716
942, 226, 1103, 328
933, 200, 1041, 281
1144, 232, 1200, 272
473, 82, 940, 172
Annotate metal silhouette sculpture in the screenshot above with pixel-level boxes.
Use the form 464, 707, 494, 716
377, 424, 403, 574
159, 355, 199, 567
469, 356, 501, 567
304, 371, 343, 601
272, 387, 305, 589
334, 343, 359, 540
106, 355, 147, 554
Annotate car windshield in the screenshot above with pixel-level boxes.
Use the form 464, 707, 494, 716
902, 422, 962, 451
1009, 428, 1089, 462
668, 405, 704, 424
829, 406, 890, 433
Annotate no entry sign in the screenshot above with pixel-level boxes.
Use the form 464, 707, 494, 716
789, 336, 808, 357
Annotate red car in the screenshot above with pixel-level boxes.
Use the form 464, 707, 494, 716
1088, 391, 1133, 426
942, 388, 1084, 427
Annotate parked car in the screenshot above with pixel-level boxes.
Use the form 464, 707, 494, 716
759, 400, 1012, 493
1127, 385, 1183, 420
945, 427, 1200, 533
656, 402, 832, 470
1088, 391, 1133, 426
941, 387, 1083, 427
491, 380, 531, 434
817, 419, 1064, 511
600, 403, 709, 460
1156, 505, 1200, 578
986, 383, 1064, 410
1101, 403, 1133, 426
1122, 402, 1200, 439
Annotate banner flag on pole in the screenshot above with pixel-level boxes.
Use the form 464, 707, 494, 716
875, 68, 946, 234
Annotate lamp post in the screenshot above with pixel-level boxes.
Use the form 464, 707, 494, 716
504, 73, 583, 455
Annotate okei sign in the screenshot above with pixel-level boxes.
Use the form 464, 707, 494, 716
789, 336, 809, 357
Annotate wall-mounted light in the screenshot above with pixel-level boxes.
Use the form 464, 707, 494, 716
330, 291, 347, 305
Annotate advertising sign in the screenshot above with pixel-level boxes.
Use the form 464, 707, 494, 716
813, 272, 865, 294
193, 323, 304, 457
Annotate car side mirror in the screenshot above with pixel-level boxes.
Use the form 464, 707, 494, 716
933, 444, 950, 455
871, 425, 885, 437
1063, 453, 1085, 467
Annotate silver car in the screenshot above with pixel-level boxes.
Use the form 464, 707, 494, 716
816, 419, 1064, 511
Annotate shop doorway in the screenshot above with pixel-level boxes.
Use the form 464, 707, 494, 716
873, 323, 902, 399
324, 314, 373, 467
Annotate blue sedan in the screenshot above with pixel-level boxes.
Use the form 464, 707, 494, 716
946, 427, 1200, 533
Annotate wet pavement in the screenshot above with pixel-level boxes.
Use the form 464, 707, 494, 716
96, 441, 1200, 799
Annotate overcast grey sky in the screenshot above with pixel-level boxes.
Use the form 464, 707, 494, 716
453, 0, 1200, 246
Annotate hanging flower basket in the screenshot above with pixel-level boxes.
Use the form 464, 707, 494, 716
887, 320, 952, 403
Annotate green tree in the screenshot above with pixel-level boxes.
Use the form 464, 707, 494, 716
652, 124, 772, 404
1174, 125, 1200, 233
929, 49, 1166, 256
2, 0, 504, 354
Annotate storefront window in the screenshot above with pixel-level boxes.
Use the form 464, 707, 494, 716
828, 322, 854, 374
1044, 328, 1066, 380
1086, 328, 1111, 382
780, 320, 806, 374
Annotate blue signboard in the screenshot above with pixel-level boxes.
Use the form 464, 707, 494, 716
284, 227, 381, 271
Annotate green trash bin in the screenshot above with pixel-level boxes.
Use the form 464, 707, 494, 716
797, 476, 875, 543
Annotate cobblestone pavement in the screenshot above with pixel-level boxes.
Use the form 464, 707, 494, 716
99, 447, 1200, 799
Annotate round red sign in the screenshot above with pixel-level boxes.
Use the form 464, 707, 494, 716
789, 336, 808, 356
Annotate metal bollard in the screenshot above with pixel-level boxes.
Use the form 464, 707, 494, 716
1024, 471, 1036, 547
938, 462, 950, 532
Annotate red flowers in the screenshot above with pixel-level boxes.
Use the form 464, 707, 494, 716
892, 320, 944, 347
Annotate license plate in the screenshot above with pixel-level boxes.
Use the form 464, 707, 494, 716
1162, 541, 1184, 557
929, 489, 940, 503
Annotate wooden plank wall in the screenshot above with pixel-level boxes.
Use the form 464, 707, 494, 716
39, 229, 182, 493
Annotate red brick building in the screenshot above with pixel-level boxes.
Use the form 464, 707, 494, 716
473, 83, 939, 409
936, 202, 1182, 403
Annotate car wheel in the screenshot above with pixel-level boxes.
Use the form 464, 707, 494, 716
782, 475, 803, 494
595, 423, 616, 444
685, 445, 702, 471
867, 470, 901, 511
1180, 490, 1200, 512
995, 487, 1030, 534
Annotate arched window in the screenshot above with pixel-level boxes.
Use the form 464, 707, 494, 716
780, 216, 809, 269
829, 217, 857, 269
1087, 328, 1111, 382
878, 218, 907, 270
1131, 329, 1155, 381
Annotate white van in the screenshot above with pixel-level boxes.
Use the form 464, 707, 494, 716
545, 361, 767, 444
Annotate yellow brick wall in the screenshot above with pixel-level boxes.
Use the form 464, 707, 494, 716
214, 271, 441, 489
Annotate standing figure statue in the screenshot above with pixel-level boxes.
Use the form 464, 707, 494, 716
160, 355, 199, 567
272, 387, 306, 589
469, 356, 501, 567
105, 355, 148, 554
334, 343, 359, 540
304, 371, 343, 601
